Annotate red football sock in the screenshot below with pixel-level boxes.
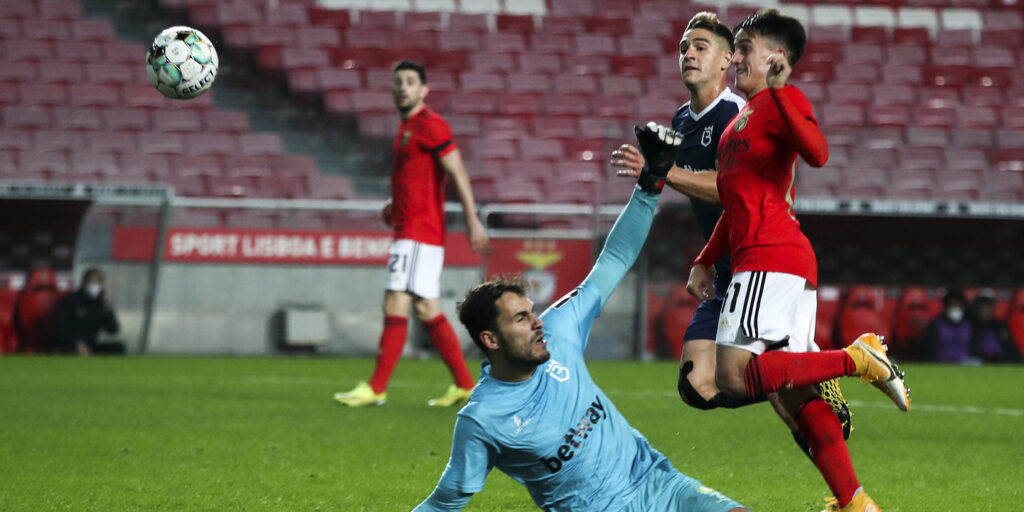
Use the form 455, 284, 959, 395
368, 315, 408, 394
425, 314, 475, 390
743, 350, 856, 398
796, 398, 861, 507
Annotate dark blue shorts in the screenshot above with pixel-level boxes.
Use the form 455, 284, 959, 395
683, 273, 730, 342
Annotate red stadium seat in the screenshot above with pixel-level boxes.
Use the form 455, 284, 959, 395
460, 72, 506, 93
185, 133, 237, 155
23, 19, 69, 41
871, 84, 915, 107
601, 76, 642, 97
816, 286, 842, 350
405, 11, 444, 31
957, 106, 999, 129
33, 129, 79, 153
307, 7, 351, 27
498, 14, 536, 33
530, 116, 578, 139
951, 127, 996, 150
822, 104, 865, 127
573, 34, 616, 56
962, 85, 1006, 108
892, 286, 940, 360
660, 284, 699, 361
541, 94, 589, 116
881, 64, 922, 85
70, 19, 114, 42
836, 285, 891, 348
239, 133, 284, 156
71, 151, 118, 175
0, 285, 20, 353
265, 4, 307, 26
520, 138, 564, 160
484, 33, 527, 53
0, 129, 31, 151
449, 12, 490, 32
4, 40, 53, 61
1010, 290, 1024, 354
14, 268, 62, 353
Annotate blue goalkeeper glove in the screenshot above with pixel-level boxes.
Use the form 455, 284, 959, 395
633, 122, 683, 194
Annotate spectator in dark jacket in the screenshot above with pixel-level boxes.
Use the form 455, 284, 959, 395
51, 268, 122, 355
970, 296, 1020, 363
924, 289, 973, 363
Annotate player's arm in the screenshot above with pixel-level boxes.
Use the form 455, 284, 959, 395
439, 149, 491, 253
611, 145, 720, 204
586, 124, 681, 307
545, 124, 681, 347
766, 54, 828, 167
688, 210, 729, 300
413, 416, 495, 512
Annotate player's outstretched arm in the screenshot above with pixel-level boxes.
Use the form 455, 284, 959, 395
689, 210, 730, 300
439, 149, 492, 253
585, 124, 682, 307
766, 54, 828, 167
610, 144, 720, 204
413, 416, 493, 512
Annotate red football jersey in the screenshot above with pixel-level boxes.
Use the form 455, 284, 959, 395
695, 85, 829, 287
390, 106, 456, 246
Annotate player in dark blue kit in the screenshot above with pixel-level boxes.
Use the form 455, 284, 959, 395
414, 124, 748, 512
610, 12, 850, 453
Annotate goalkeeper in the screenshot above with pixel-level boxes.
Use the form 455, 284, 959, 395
413, 124, 747, 512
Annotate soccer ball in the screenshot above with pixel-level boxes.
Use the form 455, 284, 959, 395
145, 26, 218, 100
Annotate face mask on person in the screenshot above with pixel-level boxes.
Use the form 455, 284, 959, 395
85, 283, 102, 299
946, 306, 964, 323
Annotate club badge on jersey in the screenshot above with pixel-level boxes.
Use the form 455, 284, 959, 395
701, 125, 714, 147
735, 110, 754, 132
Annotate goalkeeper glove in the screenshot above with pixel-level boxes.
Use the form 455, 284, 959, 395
633, 121, 683, 194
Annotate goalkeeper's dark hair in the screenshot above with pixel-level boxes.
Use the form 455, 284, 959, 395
685, 12, 735, 52
734, 8, 806, 66
457, 276, 528, 354
393, 59, 427, 84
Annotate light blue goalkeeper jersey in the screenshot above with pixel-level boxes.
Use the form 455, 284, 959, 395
415, 188, 666, 512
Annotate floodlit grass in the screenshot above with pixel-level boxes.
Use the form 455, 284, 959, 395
1, 356, 1021, 511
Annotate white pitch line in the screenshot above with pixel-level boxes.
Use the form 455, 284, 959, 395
246, 376, 1024, 418
845, 399, 1024, 417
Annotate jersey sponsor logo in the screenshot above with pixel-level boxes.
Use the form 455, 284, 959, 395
735, 109, 753, 132
718, 137, 750, 173
538, 395, 607, 473
701, 125, 714, 147
544, 358, 570, 382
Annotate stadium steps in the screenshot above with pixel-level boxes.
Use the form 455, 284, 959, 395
77, 0, 391, 198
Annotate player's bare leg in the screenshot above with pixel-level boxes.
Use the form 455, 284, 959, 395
676, 338, 719, 407
413, 296, 475, 406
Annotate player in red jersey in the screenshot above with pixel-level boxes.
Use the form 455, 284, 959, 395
685, 10, 909, 512
335, 60, 491, 408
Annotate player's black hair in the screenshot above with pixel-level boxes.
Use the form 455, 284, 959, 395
685, 12, 735, 52
392, 60, 427, 84
733, 8, 806, 66
457, 276, 528, 354
942, 289, 966, 307
81, 267, 103, 284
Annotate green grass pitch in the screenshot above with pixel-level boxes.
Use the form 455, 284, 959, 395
1, 356, 1021, 511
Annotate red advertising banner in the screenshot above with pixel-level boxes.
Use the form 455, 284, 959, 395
111, 227, 482, 266
484, 239, 594, 304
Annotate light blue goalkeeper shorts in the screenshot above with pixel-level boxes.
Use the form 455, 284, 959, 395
623, 460, 745, 512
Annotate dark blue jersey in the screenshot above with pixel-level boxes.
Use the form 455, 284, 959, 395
671, 88, 744, 277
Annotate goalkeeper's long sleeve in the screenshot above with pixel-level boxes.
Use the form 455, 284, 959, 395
412, 487, 472, 512
583, 186, 659, 309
